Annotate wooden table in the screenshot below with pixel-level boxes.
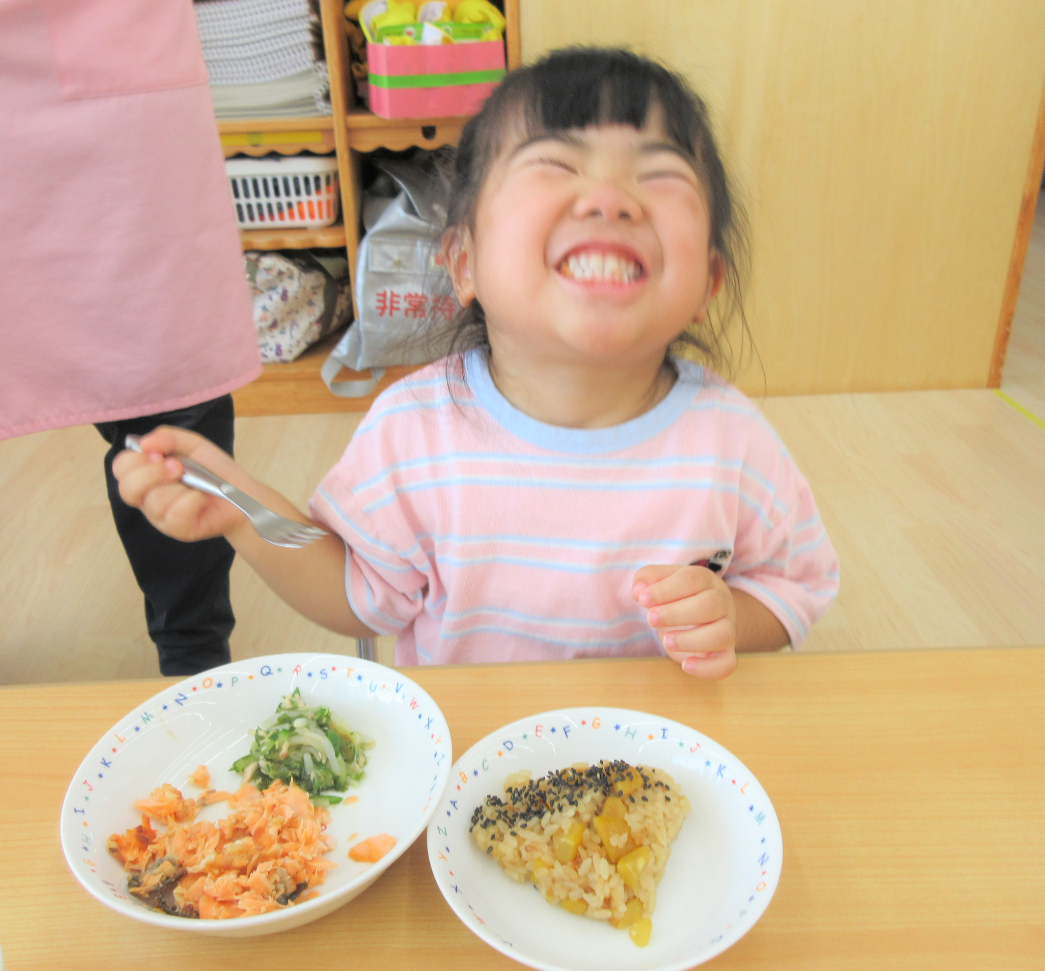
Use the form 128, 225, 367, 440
1, 648, 1042, 970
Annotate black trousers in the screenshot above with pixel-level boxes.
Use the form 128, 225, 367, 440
95, 395, 236, 677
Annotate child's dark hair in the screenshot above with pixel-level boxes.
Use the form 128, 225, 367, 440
440, 46, 752, 377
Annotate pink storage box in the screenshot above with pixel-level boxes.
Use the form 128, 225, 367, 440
367, 40, 505, 119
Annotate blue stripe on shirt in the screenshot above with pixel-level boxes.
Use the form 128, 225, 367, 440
442, 606, 645, 628
416, 533, 725, 553
362, 476, 776, 529
355, 397, 481, 436
352, 453, 791, 518
356, 569, 408, 632
439, 624, 659, 650
789, 531, 829, 557
316, 485, 424, 564
435, 554, 673, 574
351, 452, 747, 494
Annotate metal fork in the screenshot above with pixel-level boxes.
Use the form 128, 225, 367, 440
124, 434, 328, 549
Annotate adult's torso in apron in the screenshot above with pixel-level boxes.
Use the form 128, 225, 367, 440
0, 0, 261, 440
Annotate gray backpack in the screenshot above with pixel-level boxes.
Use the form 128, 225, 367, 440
322, 154, 458, 397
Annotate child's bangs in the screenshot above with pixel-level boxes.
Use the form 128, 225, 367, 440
497, 49, 705, 164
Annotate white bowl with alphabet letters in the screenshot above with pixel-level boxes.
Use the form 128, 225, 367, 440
427, 707, 781, 971
61, 654, 451, 936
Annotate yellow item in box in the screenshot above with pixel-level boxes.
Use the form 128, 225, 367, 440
358, 0, 384, 40
359, 0, 397, 41
360, 0, 504, 44
372, 0, 417, 32
344, 0, 369, 19
417, 0, 450, 21
374, 21, 500, 44
453, 0, 504, 29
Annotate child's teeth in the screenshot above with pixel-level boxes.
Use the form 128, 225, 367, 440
562, 251, 639, 282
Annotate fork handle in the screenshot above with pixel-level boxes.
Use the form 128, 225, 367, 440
124, 434, 235, 502
179, 456, 236, 501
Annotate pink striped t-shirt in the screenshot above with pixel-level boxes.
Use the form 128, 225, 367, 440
310, 352, 839, 666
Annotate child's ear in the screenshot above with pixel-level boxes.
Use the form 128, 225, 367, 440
708, 250, 726, 301
696, 250, 726, 320
442, 228, 476, 306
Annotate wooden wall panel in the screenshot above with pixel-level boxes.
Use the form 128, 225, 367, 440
520, 1, 1045, 394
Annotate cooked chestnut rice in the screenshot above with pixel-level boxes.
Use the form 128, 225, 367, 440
470, 760, 689, 935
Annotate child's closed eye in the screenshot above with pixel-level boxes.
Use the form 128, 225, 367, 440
527, 156, 577, 173
637, 169, 698, 186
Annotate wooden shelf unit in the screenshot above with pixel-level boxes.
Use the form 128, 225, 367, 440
226, 0, 520, 414
218, 117, 336, 156
239, 224, 346, 251
232, 331, 419, 417
219, 116, 337, 157
219, 116, 335, 133
344, 109, 468, 152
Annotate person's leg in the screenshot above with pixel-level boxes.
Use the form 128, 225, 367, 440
96, 395, 236, 676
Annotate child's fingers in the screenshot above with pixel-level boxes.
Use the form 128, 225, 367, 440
136, 425, 244, 485
115, 451, 184, 509
646, 587, 731, 630
115, 454, 228, 541
116, 426, 250, 541
635, 565, 716, 607
141, 483, 203, 531
111, 445, 175, 482
136, 425, 208, 459
676, 648, 737, 681
631, 564, 682, 600
661, 617, 735, 656
137, 475, 236, 541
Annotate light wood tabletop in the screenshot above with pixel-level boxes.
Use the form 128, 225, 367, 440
1, 648, 1042, 970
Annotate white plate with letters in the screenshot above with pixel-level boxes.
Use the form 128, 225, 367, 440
428, 707, 781, 971
61, 654, 451, 937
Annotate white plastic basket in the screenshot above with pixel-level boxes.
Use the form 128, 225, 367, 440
225, 156, 341, 230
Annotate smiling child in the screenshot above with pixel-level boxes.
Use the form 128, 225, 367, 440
114, 48, 839, 680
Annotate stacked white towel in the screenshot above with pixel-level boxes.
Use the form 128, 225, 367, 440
194, 0, 332, 118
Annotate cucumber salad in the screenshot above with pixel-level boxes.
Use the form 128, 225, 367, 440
232, 689, 374, 805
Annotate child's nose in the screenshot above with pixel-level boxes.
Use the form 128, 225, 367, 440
573, 181, 642, 222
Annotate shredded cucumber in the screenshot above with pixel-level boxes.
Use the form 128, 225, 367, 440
231, 688, 373, 803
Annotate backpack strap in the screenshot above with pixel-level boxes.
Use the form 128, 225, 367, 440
320, 353, 386, 398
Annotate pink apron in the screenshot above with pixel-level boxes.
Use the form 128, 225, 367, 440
0, 0, 261, 441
